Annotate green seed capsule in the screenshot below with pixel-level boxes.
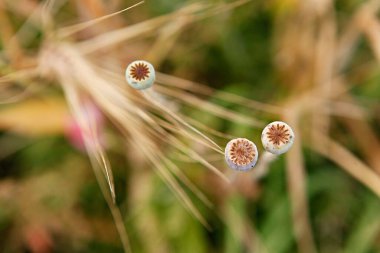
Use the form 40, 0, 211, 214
261, 121, 294, 155
225, 138, 258, 171
125, 60, 155, 90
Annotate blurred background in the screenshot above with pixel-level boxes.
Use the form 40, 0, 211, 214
1, 0, 380, 252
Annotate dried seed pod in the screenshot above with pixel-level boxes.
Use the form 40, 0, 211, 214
261, 121, 294, 155
225, 138, 258, 171
125, 60, 155, 90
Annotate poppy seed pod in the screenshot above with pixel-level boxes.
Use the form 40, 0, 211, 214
225, 138, 258, 171
125, 60, 155, 90
261, 121, 294, 155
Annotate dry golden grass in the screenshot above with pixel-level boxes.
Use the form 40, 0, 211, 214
1, 0, 380, 252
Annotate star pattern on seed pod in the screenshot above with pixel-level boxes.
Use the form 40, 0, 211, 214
266, 123, 290, 145
229, 139, 255, 166
261, 121, 294, 155
130, 62, 150, 81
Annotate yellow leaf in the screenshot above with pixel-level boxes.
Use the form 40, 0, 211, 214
0, 98, 69, 136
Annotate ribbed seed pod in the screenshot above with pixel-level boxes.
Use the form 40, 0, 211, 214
261, 121, 294, 155
125, 60, 155, 90
225, 138, 258, 171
